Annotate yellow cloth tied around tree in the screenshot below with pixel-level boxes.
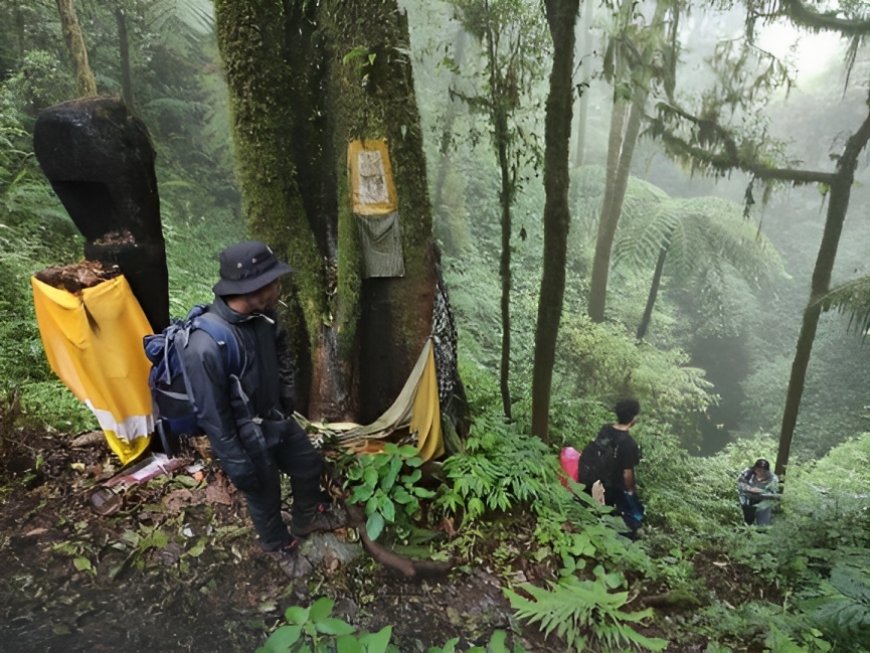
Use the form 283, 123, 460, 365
31, 274, 153, 464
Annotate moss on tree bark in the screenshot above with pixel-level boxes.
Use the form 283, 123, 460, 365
215, 0, 440, 423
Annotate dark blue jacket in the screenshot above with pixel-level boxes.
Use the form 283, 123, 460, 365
179, 296, 296, 490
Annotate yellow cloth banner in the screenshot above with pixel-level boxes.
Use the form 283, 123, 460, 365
31, 275, 153, 464
409, 342, 444, 462
348, 138, 398, 215
310, 338, 444, 462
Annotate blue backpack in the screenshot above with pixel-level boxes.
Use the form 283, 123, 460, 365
144, 305, 245, 455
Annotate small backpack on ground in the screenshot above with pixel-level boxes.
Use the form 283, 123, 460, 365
143, 305, 245, 456
578, 430, 620, 491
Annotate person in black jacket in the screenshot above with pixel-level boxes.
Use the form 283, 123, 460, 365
181, 240, 343, 577
594, 398, 644, 538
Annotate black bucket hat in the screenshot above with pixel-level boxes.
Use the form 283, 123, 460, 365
213, 240, 293, 296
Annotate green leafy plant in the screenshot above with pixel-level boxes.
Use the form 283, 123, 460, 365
342, 443, 435, 541
804, 565, 870, 651
257, 597, 394, 653
257, 597, 524, 653
505, 569, 668, 653
436, 418, 555, 522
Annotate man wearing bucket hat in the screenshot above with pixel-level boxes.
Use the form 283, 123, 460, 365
180, 240, 344, 577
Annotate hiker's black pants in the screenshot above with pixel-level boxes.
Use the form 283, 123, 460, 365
741, 502, 772, 526
241, 422, 325, 551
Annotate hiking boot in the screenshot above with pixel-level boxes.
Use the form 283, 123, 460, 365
291, 502, 348, 538
265, 538, 313, 579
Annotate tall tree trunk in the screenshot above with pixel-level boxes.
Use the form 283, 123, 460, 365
216, 0, 447, 425
432, 27, 466, 238
531, 0, 579, 439
776, 108, 870, 479
572, 2, 593, 168
55, 0, 97, 96
496, 103, 513, 420
636, 245, 668, 341
15, 5, 26, 60
587, 90, 643, 321
115, 6, 134, 110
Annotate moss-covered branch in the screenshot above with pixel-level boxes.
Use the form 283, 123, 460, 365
649, 101, 835, 185
777, 0, 870, 36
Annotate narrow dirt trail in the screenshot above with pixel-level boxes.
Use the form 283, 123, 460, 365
0, 432, 514, 652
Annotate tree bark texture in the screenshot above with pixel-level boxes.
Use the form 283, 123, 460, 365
588, 90, 645, 322
636, 245, 668, 341
531, 0, 579, 439
432, 28, 467, 254
55, 0, 97, 96
776, 106, 870, 479
496, 101, 513, 421
115, 6, 134, 110
215, 0, 444, 424
572, 1, 593, 168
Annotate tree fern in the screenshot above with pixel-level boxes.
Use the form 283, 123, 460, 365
812, 275, 870, 337
613, 194, 785, 339
806, 564, 870, 649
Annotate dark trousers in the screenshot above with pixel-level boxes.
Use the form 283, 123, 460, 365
242, 425, 325, 551
741, 502, 772, 526
604, 487, 645, 538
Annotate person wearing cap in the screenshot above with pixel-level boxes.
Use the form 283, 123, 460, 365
180, 240, 344, 577
737, 458, 779, 526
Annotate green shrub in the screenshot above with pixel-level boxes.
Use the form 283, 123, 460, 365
340, 443, 435, 542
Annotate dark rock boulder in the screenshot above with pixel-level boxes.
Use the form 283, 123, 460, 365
33, 96, 169, 332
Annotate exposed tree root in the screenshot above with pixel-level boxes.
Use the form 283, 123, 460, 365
343, 502, 453, 579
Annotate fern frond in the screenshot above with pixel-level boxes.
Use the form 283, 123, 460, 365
812, 275, 870, 336
505, 576, 668, 652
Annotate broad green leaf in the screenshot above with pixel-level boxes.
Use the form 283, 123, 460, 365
487, 630, 508, 652
363, 467, 379, 489
73, 557, 93, 573
337, 634, 363, 653
309, 596, 335, 622
315, 617, 356, 636
402, 469, 422, 484
380, 497, 396, 523
359, 625, 392, 653
264, 625, 301, 651
350, 484, 375, 504
366, 512, 385, 541
284, 605, 309, 625
392, 487, 413, 504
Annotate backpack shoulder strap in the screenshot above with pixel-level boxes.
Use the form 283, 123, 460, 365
193, 311, 245, 377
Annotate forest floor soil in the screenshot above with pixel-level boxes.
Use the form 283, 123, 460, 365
0, 429, 756, 652
0, 429, 519, 652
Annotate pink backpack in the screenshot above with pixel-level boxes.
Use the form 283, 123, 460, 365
559, 446, 581, 488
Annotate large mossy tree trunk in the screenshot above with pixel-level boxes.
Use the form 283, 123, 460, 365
215, 0, 446, 425
55, 0, 97, 96
531, 0, 579, 439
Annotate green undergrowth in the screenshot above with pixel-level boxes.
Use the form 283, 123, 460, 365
323, 370, 870, 653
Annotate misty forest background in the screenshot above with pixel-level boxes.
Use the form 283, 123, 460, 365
1, 0, 869, 652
